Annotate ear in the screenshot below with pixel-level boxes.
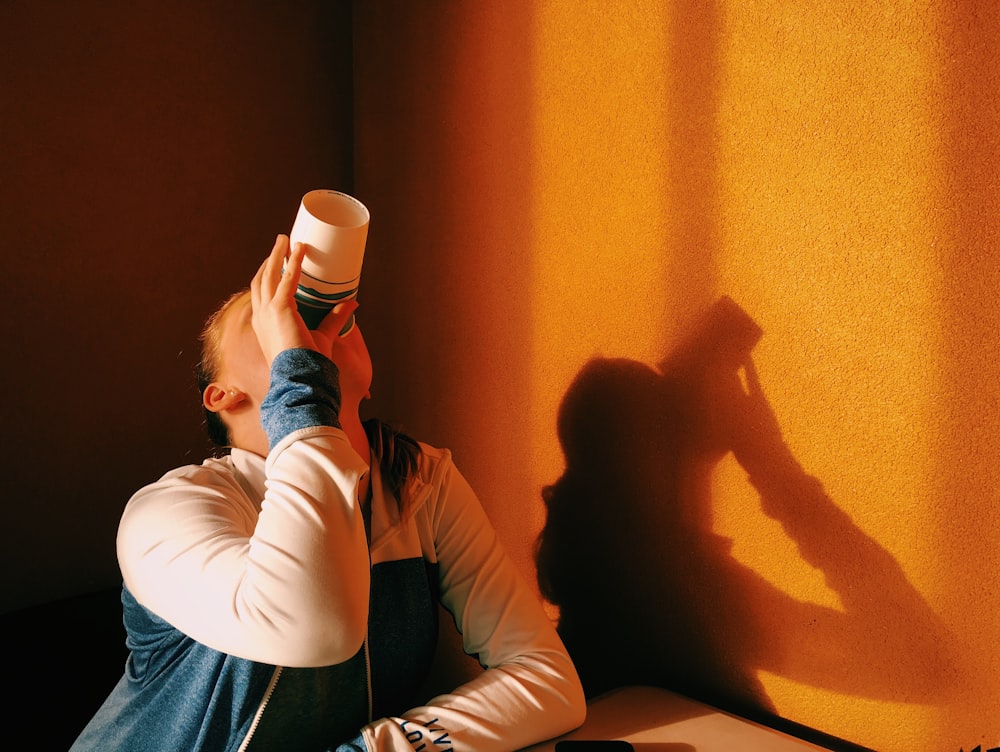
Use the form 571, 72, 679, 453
203, 383, 246, 413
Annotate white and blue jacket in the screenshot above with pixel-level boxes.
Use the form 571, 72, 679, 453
71, 349, 585, 751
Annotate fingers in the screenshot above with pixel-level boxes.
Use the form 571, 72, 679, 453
252, 235, 308, 314
316, 299, 360, 341
247, 234, 357, 364
262, 235, 292, 299
251, 234, 289, 310
249, 235, 318, 365
276, 241, 306, 304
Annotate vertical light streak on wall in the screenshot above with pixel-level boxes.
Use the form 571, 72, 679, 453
935, 0, 1000, 743
709, 2, 946, 748
527, 0, 671, 537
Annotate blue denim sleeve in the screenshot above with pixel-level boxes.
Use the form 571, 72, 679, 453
329, 732, 367, 751
260, 348, 342, 451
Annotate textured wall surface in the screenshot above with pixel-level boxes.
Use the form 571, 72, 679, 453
354, 2, 998, 750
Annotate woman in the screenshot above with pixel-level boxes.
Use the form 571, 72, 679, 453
72, 235, 585, 751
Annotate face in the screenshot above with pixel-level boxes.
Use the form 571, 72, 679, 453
212, 293, 374, 453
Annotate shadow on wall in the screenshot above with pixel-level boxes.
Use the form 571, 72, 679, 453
536, 297, 957, 726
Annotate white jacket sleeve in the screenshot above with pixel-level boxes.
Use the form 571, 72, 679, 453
118, 350, 371, 667
357, 455, 586, 751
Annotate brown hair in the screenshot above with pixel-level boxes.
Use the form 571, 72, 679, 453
196, 289, 249, 449
363, 418, 421, 505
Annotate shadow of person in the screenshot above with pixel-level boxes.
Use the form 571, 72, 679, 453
536, 297, 956, 724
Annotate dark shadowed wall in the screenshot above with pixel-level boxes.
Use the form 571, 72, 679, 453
0, 0, 355, 613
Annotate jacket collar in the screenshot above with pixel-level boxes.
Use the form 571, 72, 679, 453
367, 455, 433, 551
229, 446, 434, 553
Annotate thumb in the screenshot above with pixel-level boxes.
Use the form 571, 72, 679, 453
317, 299, 359, 340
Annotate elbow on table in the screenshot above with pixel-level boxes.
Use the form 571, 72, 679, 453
564, 668, 588, 732
534, 648, 587, 737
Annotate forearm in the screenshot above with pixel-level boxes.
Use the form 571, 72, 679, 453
355, 650, 585, 752
357, 454, 585, 751
119, 349, 371, 666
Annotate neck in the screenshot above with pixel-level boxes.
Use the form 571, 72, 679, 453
339, 404, 371, 461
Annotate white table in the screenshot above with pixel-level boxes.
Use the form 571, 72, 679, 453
521, 686, 831, 751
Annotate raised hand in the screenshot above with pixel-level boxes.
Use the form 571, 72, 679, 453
249, 234, 358, 366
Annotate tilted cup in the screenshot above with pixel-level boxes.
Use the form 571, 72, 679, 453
288, 189, 369, 333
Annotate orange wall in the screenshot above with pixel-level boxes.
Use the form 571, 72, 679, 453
354, 2, 999, 750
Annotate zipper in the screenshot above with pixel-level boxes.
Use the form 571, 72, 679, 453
237, 666, 283, 752
362, 467, 374, 723
363, 634, 373, 722
363, 515, 374, 722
